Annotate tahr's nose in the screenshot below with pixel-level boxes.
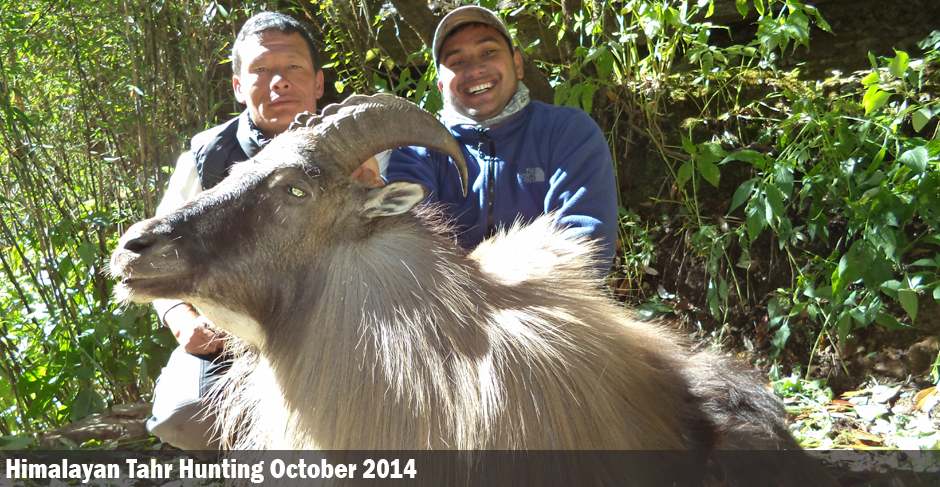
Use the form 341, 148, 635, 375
110, 218, 176, 278
118, 219, 170, 254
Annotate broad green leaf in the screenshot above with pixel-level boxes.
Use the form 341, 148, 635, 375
837, 313, 852, 349
889, 50, 910, 78
0, 436, 35, 449
582, 84, 595, 114
898, 289, 918, 322
863, 86, 891, 115
763, 194, 774, 226
735, 0, 749, 17
582, 45, 607, 65
554, 83, 567, 106
813, 12, 832, 33
899, 146, 928, 174
77, 241, 96, 268
838, 241, 867, 284
746, 204, 764, 242
764, 183, 787, 219
861, 71, 879, 86
72, 387, 94, 422
774, 165, 794, 196
866, 146, 887, 176
720, 149, 762, 164
814, 286, 833, 300
698, 143, 728, 164
755, 0, 765, 16
768, 296, 781, 319
566, 84, 584, 108
880, 279, 902, 298
698, 159, 721, 187
595, 51, 614, 81
863, 255, 895, 289
730, 178, 757, 213
772, 323, 790, 350
682, 135, 697, 155
912, 107, 933, 133
910, 256, 939, 268
875, 313, 913, 329
777, 217, 793, 249
676, 159, 694, 189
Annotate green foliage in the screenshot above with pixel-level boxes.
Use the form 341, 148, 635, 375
581, 4, 938, 371
732, 46, 940, 359
654, 43, 939, 364
0, 0, 232, 437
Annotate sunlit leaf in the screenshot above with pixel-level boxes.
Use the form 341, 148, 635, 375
889, 50, 910, 78
912, 107, 933, 133
861, 71, 880, 86
755, 0, 765, 16
899, 146, 928, 174
863, 86, 891, 115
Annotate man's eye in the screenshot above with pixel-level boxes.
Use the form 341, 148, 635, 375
283, 185, 307, 198
254, 67, 267, 73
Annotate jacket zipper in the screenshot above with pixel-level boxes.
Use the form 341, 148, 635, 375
480, 131, 497, 238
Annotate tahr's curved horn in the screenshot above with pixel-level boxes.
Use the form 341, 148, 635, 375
289, 94, 468, 196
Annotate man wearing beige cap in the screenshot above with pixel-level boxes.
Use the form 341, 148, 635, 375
386, 5, 618, 272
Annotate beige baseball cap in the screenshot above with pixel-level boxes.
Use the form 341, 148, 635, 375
432, 6, 514, 67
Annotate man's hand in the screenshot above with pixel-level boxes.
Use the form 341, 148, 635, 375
164, 303, 224, 356
351, 157, 385, 188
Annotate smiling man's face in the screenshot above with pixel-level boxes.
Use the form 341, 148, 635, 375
437, 24, 524, 122
233, 31, 324, 138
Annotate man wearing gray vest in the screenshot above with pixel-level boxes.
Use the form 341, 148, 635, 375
149, 11, 381, 451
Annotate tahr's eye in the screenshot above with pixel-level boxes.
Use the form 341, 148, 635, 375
284, 185, 307, 198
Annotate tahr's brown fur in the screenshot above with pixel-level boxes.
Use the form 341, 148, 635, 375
111, 102, 837, 484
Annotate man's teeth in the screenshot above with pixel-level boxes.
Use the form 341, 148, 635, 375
468, 82, 495, 95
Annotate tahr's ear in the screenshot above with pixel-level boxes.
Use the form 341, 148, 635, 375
360, 181, 427, 218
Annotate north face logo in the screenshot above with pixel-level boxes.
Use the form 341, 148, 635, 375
520, 167, 545, 183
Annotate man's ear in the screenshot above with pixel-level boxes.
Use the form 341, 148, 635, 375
315, 69, 325, 100
360, 181, 427, 218
513, 51, 524, 80
233, 76, 247, 104
438, 79, 444, 93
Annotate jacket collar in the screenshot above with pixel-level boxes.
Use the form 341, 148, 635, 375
236, 110, 269, 159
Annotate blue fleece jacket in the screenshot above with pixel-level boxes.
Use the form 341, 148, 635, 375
386, 100, 619, 269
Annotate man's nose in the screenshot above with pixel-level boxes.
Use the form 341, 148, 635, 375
465, 58, 486, 77
271, 72, 290, 91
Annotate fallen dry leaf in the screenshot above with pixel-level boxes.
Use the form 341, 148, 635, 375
825, 399, 855, 412
913, 386, 937, 412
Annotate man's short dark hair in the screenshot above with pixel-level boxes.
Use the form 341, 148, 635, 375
231, 12, 319, 74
